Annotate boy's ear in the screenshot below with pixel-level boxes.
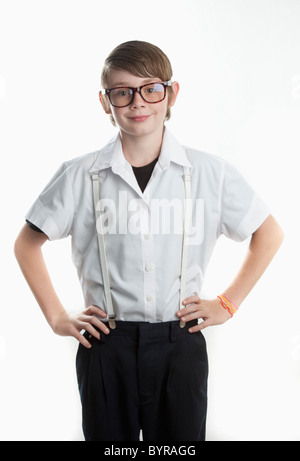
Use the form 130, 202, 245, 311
169, 81, 180, 107
99, 91, 112, 114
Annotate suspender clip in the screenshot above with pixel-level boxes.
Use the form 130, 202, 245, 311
183, 173, 192, 181
108, 315, 116, 330
91, 173, 100, 181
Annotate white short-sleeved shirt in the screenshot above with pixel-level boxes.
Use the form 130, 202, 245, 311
25, 127, 270, 322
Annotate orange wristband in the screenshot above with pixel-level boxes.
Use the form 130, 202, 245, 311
217, 294, 238, 317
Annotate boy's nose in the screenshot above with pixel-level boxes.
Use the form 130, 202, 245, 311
130, 90, 146, 108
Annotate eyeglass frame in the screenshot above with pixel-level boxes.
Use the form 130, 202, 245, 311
100, 80, 172, 108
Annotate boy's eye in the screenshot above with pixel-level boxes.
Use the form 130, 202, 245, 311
145, 84, 156, 93
115, 88, 131, 97
144, 83, 164, 94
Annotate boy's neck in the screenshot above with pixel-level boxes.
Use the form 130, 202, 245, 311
120, 126, 164, 167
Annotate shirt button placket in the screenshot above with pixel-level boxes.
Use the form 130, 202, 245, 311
140, 200, 156, 322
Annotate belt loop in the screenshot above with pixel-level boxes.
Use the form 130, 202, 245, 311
170, 323, 177, 343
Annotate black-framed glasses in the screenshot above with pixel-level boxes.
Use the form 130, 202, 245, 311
101, 80, 172, 108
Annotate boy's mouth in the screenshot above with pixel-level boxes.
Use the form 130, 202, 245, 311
128, 115, 151, 122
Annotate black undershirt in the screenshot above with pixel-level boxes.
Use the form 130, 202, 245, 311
131, 155, 159, 193
26, 156, 159, 233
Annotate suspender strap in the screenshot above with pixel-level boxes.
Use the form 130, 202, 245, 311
91, 173, 116, 329
179, 166, 192, 328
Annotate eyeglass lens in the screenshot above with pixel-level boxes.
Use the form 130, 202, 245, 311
109, 83, 166, 107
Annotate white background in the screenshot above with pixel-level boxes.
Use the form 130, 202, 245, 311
1, 0, 299, 441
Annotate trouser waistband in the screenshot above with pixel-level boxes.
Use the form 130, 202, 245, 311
96, 319, 198, 343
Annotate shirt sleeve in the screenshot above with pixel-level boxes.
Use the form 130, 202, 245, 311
218, 161, 270, 242
26, 220, 44, 233
25, 163, 74, 241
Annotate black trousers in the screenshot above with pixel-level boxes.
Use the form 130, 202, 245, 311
76, 319, 208, 441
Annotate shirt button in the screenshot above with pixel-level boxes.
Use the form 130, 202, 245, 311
145, 264, 152, 272
144, 234, 150, 240
146, 295, 153, 302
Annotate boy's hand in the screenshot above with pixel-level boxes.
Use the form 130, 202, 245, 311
51, 305, 109, 348
177, 296, 232, 333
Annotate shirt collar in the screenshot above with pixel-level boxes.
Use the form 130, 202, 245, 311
89, 133, 125, 174
89, 126, 191, 175
158, 127, 192, 170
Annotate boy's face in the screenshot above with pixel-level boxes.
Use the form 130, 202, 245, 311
100, 69, 179, 139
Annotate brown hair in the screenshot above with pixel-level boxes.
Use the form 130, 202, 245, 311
101, 41, 174, 126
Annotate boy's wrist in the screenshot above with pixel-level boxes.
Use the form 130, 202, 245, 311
47, 307, 68, 331
217, 294, 239, 317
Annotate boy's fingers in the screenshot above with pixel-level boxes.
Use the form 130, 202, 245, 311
83, 322, 100, 339
190, 320, 209, 332
179, 310, 202, 322
85, 305, 107, 317
72, 329, 92, 349
80, 315, 110, 336
177, 302, 204, 318
177, 305, 196, 316
182, 295, 201, 305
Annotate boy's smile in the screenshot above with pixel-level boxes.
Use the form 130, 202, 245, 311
128, 115, 152, 123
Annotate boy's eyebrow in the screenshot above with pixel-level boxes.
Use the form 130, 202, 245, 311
108, 77, 160, 87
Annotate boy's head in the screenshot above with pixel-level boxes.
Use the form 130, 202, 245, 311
100, 41, 177, 127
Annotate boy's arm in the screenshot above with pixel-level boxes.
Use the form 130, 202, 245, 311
14, 225, 109, 347
218, 214, 284, 307
177, 215, 284, 331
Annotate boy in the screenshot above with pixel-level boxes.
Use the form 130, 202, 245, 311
14, 41, 283, 441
